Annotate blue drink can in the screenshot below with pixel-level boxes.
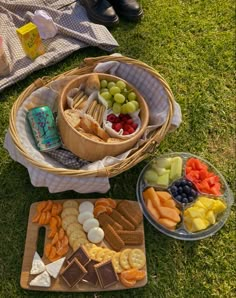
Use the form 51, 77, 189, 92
27, 105, 62, 152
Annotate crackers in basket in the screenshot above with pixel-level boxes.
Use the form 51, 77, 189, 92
30, 198, 146, 290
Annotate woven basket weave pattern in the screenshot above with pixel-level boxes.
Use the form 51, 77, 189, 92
9, 55, 175, 178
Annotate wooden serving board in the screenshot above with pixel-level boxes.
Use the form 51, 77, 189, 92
20, 199, 147, 292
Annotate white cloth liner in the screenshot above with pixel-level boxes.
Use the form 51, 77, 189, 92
4, 57, 182, 193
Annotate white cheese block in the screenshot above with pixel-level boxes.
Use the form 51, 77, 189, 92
29, 270, 51, 288
30, 252, 46, 275
45, 257, 65, 279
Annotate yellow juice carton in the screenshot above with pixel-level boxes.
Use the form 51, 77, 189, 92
16, 22, 45, 60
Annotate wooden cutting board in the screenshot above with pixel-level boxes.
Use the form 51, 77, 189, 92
20, 199, 147, 292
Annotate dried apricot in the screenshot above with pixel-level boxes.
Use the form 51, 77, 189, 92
95, 199, 111, 208
56, 203, 63, 215
57, 244, 69, 257
49, 245, 57, 259
120, 275, 136, 288
51, 203, 59, 217
55, 215, 62, 228
107, 198, 117, 208
61, 235, 69, 247
105, 206, 113, 215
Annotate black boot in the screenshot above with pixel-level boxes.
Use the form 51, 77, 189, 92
108, 0, 143, 21
80, 0, 119, 26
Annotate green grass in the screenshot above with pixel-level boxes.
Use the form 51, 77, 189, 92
0, 0, 235, 297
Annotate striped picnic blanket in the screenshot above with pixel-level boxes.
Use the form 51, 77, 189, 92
0, 0, 118, 92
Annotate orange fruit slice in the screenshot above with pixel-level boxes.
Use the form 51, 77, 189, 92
44, 211, 51, 225
39, 212, 47, 225
58, 227, 65, 240
49, 216, 58, 229
44, 200, 53, 212
135, 270, 146, 281
48, 245, 57, 259
51, 232, 59, 246
36, 201, 47, 213
44, 243, 52, 258
61, 235, 69, 247
56, 203, 63, 215
120, 275, 136, 288
57, 244, 69, 257
48, 227, 57, 239
121, 268, 139, 280
94, 205, 107, 217
32, 211, 41, 223
51, 203, 59, 217
55, 215, 62, 228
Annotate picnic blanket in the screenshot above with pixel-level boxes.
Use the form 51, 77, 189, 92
0, 0, 119, 92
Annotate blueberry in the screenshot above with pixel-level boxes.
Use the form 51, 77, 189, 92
175, 195, 182, 202
187, 180, 193, 187
183, 185, 191, 194
178, 186, 183, 194
171, 186, 178, 194
188, 196, 194, 202
175, 181, 182, 187
180, 179, 187, 186
181, 192, 187, 198
191, 189, 197, 197
182, 198, 188, 204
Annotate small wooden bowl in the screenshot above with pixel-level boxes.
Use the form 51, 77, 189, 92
58, 73, 149, 162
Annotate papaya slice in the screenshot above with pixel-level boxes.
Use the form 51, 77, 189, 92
158, 206, 181, 223
146, 198, 160, 221
158, 218, 177, 230
143, 187, 161, 209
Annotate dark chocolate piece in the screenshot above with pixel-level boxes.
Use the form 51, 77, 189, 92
67, 245, 90, 266
94, 259, 118, 288
60, 259, 87, 288
82, 259, 99, 286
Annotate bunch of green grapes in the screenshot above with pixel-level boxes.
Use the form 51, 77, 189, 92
99, 79, 139, 114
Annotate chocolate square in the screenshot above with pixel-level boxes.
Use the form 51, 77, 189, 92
67, 245, 90, 266
94, 260, 118, 288
82, 259, 99, 286
60, 259, 87, 288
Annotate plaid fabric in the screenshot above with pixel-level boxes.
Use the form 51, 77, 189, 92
0, 0, 118, 92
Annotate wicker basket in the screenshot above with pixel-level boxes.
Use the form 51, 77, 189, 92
9, 55, 175, 178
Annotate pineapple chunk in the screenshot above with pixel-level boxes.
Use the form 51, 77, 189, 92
194, 200, 206, 209
198, 196, 215, 210
212, 200, 226, 214
187, 206, 206, 218
191, 218, 210, 232
206, 210, 216, 225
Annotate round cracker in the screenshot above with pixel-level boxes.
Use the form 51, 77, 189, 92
66, 222, 83, 236
61, 207, 79, 219
72, 238, 89, 252
128, 248, 146, 269
63, 200, 78, 209
83, 243, 96, 254
62, 215, 78, 230
96, 248, 111, 262
89, 247, 103, 260
69, 230, 87, 247
119, 248, 132, 270
102, 250, 116, 262
112, 252, 123, 273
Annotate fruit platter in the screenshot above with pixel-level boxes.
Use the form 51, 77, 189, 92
136, 152, 234, 240
20, 198, 147, 292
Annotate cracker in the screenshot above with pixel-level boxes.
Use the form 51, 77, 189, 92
62, 215, 78, 230
116, 230, 144, 245
128, 248, 146, 269
66, 222, 84, 237
117, 200, 143, 227
110, 210, 135, 231
69, 230, 87, 247
119, 248, 132, 270
96, 248, 111, 262
103, 224, 125, 252
72, 238, 89, 252
97, 105, 106, 126
89, 247, 103, 260
102, 250, 116, 261
83, 243, 97, 254
97, 213, 123, 231
111, 252, 124, 273
86, 100, 97, 116
74, 94, 87, 109
63, 200, 78, 209
61, 207, 79, 219
92, 103, 100, 122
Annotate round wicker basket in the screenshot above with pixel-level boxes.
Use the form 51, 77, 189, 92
9, 55, 175, 178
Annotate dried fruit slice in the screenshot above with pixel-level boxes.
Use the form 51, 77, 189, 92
32, 211, 41, 223
121, 268, 139, 280
48, 227, 57, 239
120, 274, 136, 288
44, 200, 53, 212
39, 212, 47, 225
93, 205, 107, 218
45, 243, 53, 258
36, 201, 47, 213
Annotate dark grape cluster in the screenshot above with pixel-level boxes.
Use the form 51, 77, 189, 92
169, 179, 198, 204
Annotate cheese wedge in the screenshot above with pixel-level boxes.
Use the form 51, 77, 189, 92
30, 252, 45, 275
45, 257, 65, 279
29, 270, 51, 287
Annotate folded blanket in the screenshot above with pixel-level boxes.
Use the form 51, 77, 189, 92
0, 0, 118, 92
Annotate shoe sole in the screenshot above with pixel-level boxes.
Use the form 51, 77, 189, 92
80, 0, 119, 27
